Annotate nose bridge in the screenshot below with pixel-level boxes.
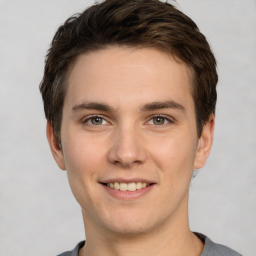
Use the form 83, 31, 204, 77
108, 121, 146, 166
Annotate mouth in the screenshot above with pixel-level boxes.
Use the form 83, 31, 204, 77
104, 182, 150, 191
100, 179, 156, 200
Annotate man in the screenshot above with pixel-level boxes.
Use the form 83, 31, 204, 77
40, 0, 242, 255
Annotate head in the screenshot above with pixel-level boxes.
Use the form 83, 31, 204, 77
40, 0, 218, 239
40, 0, 217, 146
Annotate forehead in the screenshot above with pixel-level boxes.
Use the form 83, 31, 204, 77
65, 46, 194, 111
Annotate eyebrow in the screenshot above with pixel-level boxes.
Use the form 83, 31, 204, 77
72, 102, 115, 112
141, 101, 185, 112
72, 100, 185, 113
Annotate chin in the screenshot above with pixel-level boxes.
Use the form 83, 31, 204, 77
99, 210, 162, 236
107, 222, 152, 236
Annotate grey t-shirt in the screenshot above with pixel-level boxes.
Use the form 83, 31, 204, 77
57, 233, 242, 256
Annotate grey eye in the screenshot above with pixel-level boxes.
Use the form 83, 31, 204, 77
90, 116, 104, 125
152, 116, 166, 125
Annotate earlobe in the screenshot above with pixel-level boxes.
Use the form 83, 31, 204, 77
46, 121, 66, 170
193, 115, 215, 169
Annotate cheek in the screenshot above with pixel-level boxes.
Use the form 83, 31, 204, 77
62, 130, 105, 172
61, 134, 106, 204
153, 136, 198, 207
153, 137, 196, 169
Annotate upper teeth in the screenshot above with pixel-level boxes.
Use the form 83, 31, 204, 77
107, 182, 148, 191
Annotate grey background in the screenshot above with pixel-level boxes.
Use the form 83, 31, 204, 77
0, 0, 255, 255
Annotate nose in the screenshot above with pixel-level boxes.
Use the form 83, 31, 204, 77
107, 125, 147, 167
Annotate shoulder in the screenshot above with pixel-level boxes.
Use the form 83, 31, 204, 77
57, 236, 243, 256
57, 241, 85, 256
195, 233, 243, 256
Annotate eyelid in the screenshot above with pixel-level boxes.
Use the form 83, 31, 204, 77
147, 114, 175, 125
81, 114, 175, 126
82, 114, 110, 125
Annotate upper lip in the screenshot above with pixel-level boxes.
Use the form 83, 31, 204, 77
100, 178, 156, 184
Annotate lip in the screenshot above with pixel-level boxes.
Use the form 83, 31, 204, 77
99, 179, 156, 200
102, 183, 155, 200
100, 176, 155, 183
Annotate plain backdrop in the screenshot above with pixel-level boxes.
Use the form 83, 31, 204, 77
0, 0, 255, 255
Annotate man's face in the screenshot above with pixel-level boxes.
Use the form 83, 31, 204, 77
48, 47, 213, 235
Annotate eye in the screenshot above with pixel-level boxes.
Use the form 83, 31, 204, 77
148, 115, 173, 126
83, 115, 108, 125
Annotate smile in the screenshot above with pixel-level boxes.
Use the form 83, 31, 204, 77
101, 180, 155, 200
107, 182, 149, 191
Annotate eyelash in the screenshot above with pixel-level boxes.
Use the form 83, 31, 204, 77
147, 115, 175, 126
82, 114, 174, 127
82, 115, 109, 126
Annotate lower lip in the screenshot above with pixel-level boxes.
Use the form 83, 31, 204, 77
102, 184, 154, 200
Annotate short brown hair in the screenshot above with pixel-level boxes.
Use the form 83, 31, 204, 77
40, 0, 218, 144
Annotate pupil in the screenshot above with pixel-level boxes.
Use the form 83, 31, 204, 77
154, 117, 164, 125
92, 117, 102, 125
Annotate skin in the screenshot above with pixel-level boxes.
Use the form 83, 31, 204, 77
47, 46, 214, 256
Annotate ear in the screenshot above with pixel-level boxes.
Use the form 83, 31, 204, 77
193, 115, 215, 169
46, 121, 66, 170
